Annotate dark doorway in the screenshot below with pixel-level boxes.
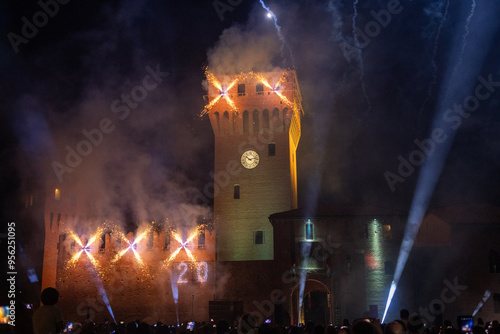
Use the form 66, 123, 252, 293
304, 291, 329, 325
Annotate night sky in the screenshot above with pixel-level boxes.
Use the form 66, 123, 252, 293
1, 0, 500, 290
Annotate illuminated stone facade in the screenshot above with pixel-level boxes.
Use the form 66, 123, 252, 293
269, 204, 500, 326
269, 205, 407, 325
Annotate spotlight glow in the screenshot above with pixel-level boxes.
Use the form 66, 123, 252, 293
382, 2, 497, 322
472, 290, 491, 317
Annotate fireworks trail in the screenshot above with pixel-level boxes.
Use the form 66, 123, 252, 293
436, 0, 476, 117
459, 0, 476, 66
327, 0, 345, 43
259, 0, 294, 66
351, 0, 372, 117
417, 0, 450, 137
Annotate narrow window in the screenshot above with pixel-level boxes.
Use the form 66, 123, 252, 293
55, 188, 61, 200
382, 225, 392, 239
238, 84, 245, 96
164, 233, 170, 250
243, 110, 249, 134
234, 185, 240, 199
256, 83, 264, 95
384, 260, 395, 275
305, 221, 314, 241
263, 109, 270, 128
253, 110, 259, 134
57, 213, 61, 228
268, 143, 276, 156
49, 212, 54, 230
255, 231, 264, 244
198, 230, 206, 249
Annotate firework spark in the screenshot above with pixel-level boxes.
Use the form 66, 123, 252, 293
111, 230, 149, 264
65, 228, 104, 273
202, 70, 295, 116
164, 227, 203, 266
202, 69, 240, 116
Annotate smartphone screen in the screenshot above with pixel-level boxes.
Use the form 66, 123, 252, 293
458, 316, 473, 334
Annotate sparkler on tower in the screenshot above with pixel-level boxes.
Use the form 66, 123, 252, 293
201, 68, 300, 117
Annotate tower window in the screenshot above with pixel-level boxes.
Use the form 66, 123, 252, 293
238, 84, 245, 96
234, 185, 240, 199
55, 188, 61, 200
382, 225, 392, 239
256, 83, 264, 95
50, 212, 54, 230
255, 231, 264, 244
268, 143, 276, 156
305, 221, 314, 241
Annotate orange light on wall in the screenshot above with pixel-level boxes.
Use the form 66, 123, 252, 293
55, 189, 61, 201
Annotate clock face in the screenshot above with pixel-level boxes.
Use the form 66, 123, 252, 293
241, 150, 260, 169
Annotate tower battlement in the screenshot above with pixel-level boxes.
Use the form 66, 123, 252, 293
204, 69, 302, 149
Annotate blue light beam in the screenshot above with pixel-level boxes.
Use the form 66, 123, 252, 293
382, 2, 499, 323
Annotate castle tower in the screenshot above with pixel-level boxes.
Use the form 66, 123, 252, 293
205, 69, 303, 261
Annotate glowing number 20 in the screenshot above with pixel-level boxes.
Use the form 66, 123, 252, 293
176, 262, 209, 283
177, 262, 188, 283
197, 261, 208, 283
